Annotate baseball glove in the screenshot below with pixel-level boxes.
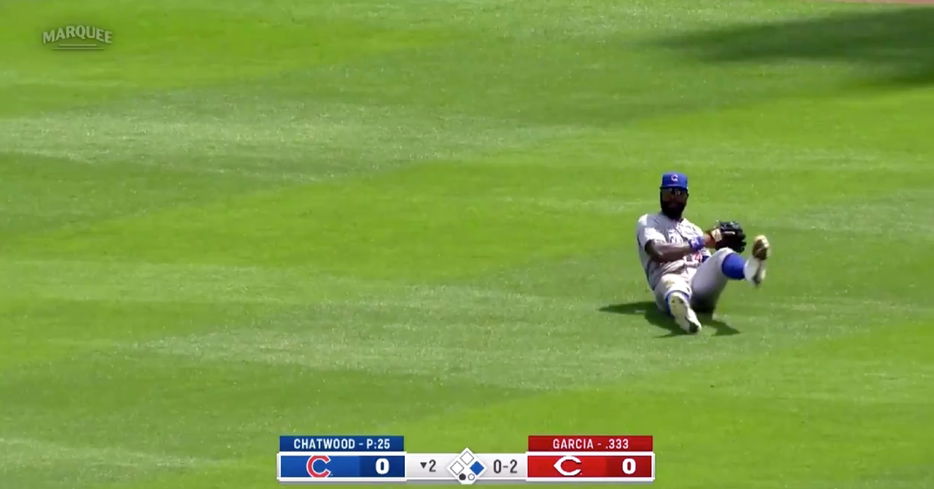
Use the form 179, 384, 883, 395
708, 221, 746, 253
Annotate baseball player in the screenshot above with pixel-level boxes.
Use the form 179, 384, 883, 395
635, 172, 770, 333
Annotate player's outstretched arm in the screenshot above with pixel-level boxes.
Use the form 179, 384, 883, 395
645, 235, 712, 263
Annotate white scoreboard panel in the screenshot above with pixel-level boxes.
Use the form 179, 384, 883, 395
405, 451, 528, 483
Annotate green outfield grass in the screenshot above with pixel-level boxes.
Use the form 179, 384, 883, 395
1, 0, 932, 488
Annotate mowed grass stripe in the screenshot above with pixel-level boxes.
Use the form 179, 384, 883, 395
9, 275, 922, 392
0, 436, 227, 470
0, 152, 273, 236
1, 159, 629, 277
0, 96, 582, 181
116, 296, 924, 390
0, 94, 587, 244
5, 105, 926, 278
4, 245, 928, 385
0, 437, 233, 489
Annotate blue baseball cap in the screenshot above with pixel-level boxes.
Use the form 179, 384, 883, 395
660, 171, 688, 190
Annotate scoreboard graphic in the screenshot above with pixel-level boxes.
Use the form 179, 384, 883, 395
277, 435, 655, 484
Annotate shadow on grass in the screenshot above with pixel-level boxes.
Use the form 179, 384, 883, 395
600, 301, 739, 337
654, 7, 934, 86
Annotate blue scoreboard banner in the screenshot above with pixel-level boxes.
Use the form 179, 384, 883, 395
278, 435, 406, 483
280, 436, 404, 452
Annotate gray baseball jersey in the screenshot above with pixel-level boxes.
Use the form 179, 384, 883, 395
636, 213, 711, 290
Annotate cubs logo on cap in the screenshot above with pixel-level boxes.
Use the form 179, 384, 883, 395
660, 171, 688, 190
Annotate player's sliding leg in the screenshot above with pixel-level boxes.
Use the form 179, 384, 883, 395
654, 274, 702, 333
691, 235, 772, 312
668, 292, 702, 334
689, 248, 734, 312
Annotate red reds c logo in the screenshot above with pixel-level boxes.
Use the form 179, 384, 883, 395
553, 455, 582, 476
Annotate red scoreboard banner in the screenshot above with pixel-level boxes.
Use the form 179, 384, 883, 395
528, 435, 654, 452
526, 435, 654, 483
527, 454, 654, 480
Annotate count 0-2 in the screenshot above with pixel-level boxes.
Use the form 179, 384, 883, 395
492, 459, 518, 474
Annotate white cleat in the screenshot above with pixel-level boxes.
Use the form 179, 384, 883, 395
744, 235, 770, 286
668, 293, 702, 334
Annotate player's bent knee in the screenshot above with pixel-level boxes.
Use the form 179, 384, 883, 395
711, 247, 735, 259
